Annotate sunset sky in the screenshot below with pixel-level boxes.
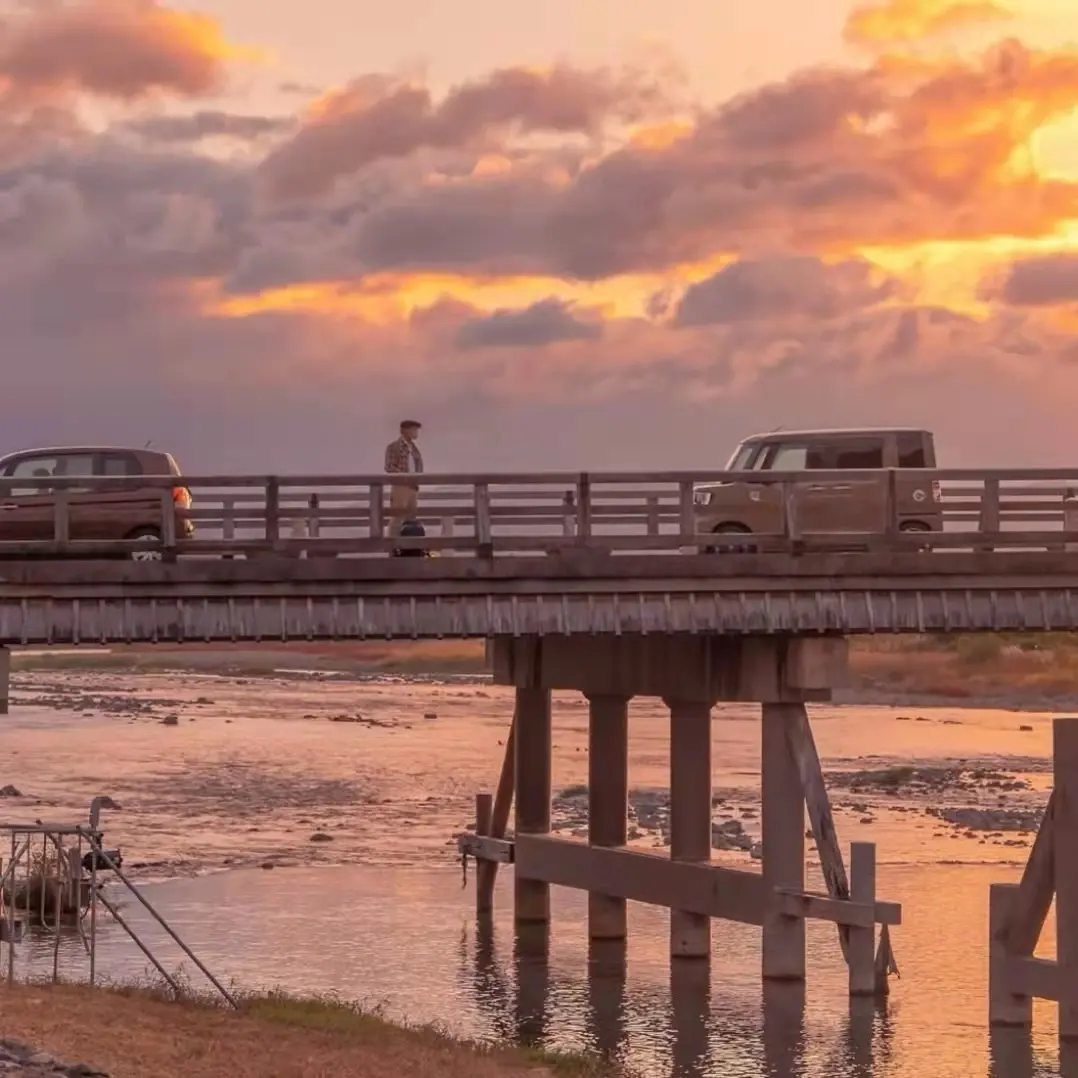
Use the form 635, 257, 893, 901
3, 0, 1078, 471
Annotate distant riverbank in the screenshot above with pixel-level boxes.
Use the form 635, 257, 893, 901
11, 634, 1078, 711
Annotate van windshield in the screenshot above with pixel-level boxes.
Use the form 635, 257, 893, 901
725, 443, 760, 471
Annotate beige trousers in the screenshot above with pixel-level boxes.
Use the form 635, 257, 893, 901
388, 483, 418, 536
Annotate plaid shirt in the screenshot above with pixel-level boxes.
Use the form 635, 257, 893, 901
384, 436, 423, 475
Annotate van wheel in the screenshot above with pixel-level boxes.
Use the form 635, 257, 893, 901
705, 523, 753, 555
898, 520, 931, 553
126, 527, 164, 562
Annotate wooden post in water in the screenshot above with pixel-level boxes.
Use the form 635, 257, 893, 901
474, 793, 494, 915
761, 702, 806, 980
666, 698, 712, 959
477, 713, 516, 912
587, 694, 629, 940
848, 842, 877, 996
990, 883, 1033, 1026
1055, 718, 1078, 1039
514, 687, 552, 930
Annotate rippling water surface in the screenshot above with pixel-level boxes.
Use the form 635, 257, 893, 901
1, 670, 1069, 1076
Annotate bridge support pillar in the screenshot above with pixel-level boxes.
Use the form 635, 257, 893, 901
514, 686, 552, 931
0, 646, 8, 715
469, 633, 892, 1001
587, 694, 629, 941
761, 702, 806, 981
666, 698, 713, 959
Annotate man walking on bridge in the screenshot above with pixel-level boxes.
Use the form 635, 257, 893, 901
384, 419, 424, 536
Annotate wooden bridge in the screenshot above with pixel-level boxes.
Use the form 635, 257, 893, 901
4, 465, 1078, 1021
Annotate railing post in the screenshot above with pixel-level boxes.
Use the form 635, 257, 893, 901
1065, 488, 1078, 553
306, 494, 320, 540
576, 474, 592, 538
53, 490, 70, 545
474, 482, 492, 556
678, 480, 694, 545
222, 496, 235, 559
646, 494, 660, 536
369, 482, 384, 539
979, 476, 1000, 552
264, 477, 280, 543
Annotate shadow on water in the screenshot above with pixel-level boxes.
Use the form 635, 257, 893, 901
455, 916, 1075, 1078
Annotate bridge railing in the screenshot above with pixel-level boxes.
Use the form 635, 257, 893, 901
2, 468, 1078, 558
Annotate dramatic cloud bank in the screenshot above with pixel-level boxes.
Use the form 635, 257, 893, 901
2, 0, 1078, 471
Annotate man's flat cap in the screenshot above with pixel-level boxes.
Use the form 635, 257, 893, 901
400, 419, 422, 428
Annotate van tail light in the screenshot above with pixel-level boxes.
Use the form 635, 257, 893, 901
931, 480, 942, 503
172, 486, 192, 509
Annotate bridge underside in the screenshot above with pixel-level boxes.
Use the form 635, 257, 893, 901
2, 551, 1078, 643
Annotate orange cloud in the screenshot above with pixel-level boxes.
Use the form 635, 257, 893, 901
0, 0, 257, 102
845, 0, 1013, 47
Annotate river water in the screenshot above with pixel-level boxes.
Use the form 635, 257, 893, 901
0, 670, 1068, 1076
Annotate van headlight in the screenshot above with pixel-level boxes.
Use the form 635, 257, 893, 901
693, 490, 712, 506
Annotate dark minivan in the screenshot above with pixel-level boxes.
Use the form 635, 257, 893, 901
0, 446, 193, 558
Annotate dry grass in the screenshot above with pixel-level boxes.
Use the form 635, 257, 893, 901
2, 850, 83, 925
849, 633, 1078, 699
0, 980, 620, 1078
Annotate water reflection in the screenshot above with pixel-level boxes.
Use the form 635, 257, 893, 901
457, 920, 901, 1078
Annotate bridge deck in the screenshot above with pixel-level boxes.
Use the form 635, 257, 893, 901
2, 551, 1078, 643
4, 468, 1078, 642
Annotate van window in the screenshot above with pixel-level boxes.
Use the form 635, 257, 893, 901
832, 440, 885, 469
760, 443, 829, 470
725, 443, 760, 471
896, 432, 928, 468
101, 453, 140, 476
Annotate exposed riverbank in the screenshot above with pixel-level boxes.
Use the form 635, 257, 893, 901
0, 982, 613, 1078
11, 633, 1078, 711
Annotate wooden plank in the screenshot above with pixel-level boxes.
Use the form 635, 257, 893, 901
1002, 954, 1061, 1003
459, 833, 514, 864
997, 789, 1055, 955
513, 836, 767, 924
783, 704, 851, 961
773, 888, 901, 927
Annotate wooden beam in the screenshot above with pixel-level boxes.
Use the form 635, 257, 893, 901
997, 789, 1055, 955
1002, 954, 1061, 1003
784, 703, 851, 960
513, 836, 766, 925
460, 833, 514, 864
772, 888, 900, 928
477, 711, 516, 911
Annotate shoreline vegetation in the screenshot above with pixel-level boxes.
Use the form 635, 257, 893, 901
0, 980, 621, 1078
11, 634, 1078, 710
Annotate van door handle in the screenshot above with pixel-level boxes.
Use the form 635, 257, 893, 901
804, 483, 852, 492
